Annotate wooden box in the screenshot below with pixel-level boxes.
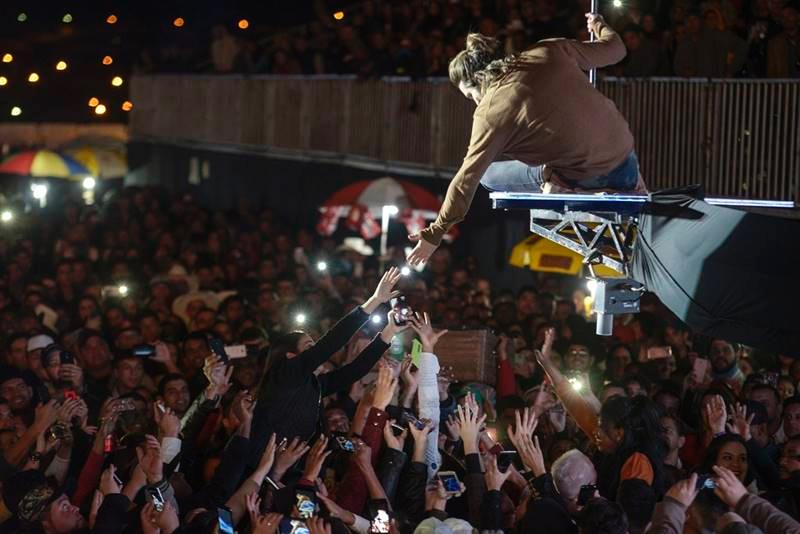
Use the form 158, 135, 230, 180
434, 329, 497, 385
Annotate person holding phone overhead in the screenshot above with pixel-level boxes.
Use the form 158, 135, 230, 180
248, 268, 408, 465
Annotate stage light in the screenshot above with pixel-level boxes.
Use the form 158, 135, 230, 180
118, 284, 129, 296
56, 61, 67, 71
295, 313, 307, 325
10, 106, 21, 116
17, 13, 27, 22
371, 314, 382, 324
111, 76, 123, 87
317, 261, 327, 272
62, 14, 73, 23
82, 177, 96, 190
1, 210, 13, 223
95, 104, 107, 115
238, 19, 249, 29
102, 55, 113, 65
333, 11, 345, 20
27, 72, 39, 83
121, 101, 133, 111
173, 17, 185, 28
88, 97, 99, 107
2, 54, 12, 63
0, 77, 7, 86
106, 14, 118, 24
400, 266, 411, 276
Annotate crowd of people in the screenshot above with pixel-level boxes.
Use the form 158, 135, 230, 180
0, 185, 800, 534
187, 0, 800, 79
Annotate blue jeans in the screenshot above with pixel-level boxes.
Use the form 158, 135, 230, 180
480, 151, 641, 192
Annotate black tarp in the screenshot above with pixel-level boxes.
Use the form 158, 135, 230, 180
630, 190, 800, 357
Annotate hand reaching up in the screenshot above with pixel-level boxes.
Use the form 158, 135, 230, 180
409, 312, 448, 353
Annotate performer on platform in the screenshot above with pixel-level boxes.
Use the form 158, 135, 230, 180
408, 14, 647, 266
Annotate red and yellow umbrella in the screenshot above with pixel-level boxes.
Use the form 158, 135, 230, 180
0, 150, 91, 179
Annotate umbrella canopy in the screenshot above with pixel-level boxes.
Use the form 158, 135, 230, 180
0, 150, 91, 180
64, 146, 127, 179
510, 236, 622, 277
322, 177, 440, 217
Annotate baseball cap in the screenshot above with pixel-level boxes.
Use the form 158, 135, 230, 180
27, 335, 55, 353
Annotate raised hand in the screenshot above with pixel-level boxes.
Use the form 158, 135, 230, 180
383, 420, 407, 452
303, 435, 332, 481
271, 437, 310, 481
508, 409, 545, 477
353, 438, 373, 470
372, 267, 403, 303
713, 465, 748, 508
33, 399, 59, 432
379, 310, 410, 343
665, 473, 699, 508
153, 403, 180, 439
231, 391, 255, 429
136, 434, 163, 484
704, 395, 727, 436
307, 517, 333, 534
409, 312, 448, 353
203, 355, 234, 399
456, 400, 487, 455
99, 464, 121, 495
372, 362, 399, 411
58, 363, 84, 389
727, 403, 754, 441
255, 434, 278, 476
251, 512, 282, 534
485, 454, 513, 491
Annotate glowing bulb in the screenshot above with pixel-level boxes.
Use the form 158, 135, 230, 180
1, 210, 13, 223
56, 61, 67, 71
88, 97, 99, 107
173, 17, 185, 28
111, 76, 123, 87
371, 315, 382, 324
102, 55, 113, 65
2, 54, 12, 63
295, 313, 307, 325
17, 13, 27, 22
118, 284, 129, 296
82, 177, 96, 190
106, 14, 118, 24
94, 104, 107, 115
27, 72, 39, 83
238, 19, 249, 29
121, 101, 133, 111
333, 11, 345, 20
400, 266, 411, 276
31, 183, 48, 199
62, 13, 73, 23
10, 106, 21, 116
0, 77, 7, 86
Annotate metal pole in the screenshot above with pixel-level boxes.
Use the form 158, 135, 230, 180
589, 0, 599, 87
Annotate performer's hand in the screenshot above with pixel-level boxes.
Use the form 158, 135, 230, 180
585, 13, 605, 35
407, 233, 437, 266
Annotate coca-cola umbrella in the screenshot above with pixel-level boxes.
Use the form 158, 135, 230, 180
317, 177, 447, 258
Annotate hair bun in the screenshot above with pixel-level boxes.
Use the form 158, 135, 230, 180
465, 33, 501, 59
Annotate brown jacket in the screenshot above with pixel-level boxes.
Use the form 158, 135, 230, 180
421, 20, 634, 245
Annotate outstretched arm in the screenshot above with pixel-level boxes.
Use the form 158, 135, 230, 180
561, 14, 627, 70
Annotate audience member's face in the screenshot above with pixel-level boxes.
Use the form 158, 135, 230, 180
784, 403, 800, 439
517, 291, 537, 316
655, 392, 680, 415
80, 336, 112, 372
661, 417, 684, 453
6, 338, 28, 369
779, 379, 796, 400
609, 347, 631, 379
324, 408, 350, 434
780, 440, 800, 479
0, 378, 32, 411
44, 494, 86, 532
600, 386, 626, 404
184, 339, 210, 370
564, 345, 592, 372
623, 31, 642, 50
44, 352, 62, 383
232, 359, 260, 389
710, 340, 737, 373
594, 419, 621, 454
140, 317, 161, 343
162, 379, 191, 414
115, 358, 144, 391
717, 441, 748, 482
749, 388, 780, 423
751, 422, 769, 448
625, 381, 645, 397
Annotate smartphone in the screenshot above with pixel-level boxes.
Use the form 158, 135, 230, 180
692, 358, 710, 380
146, 486, 165, 512
334, 435, 355, 453
59, 351, 75, 365
279, 519, 309, 534
647, 346, 672, 360
695, 474, 716, 491
390, 422, 406, 436
117, 398, 137, 412
390, 296, 411, 326
112, 472, 123, 487
217, 506, 234, 534
295, 489, 317, 519
132, 344, 156, 358
437, 471, 461, 495
63, 389, 78, 401
401, 412, 427, 431
496, 451, 516, 473
265, 476, 280, 490
370, 509, 390, 534
209, 338, 228, 363
578, 484, 597, 506
224, 345, 248, 360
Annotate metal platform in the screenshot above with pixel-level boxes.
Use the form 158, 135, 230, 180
490, 192, 796, 278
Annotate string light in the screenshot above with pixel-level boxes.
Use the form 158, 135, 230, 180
102, 55, 113, 65
333, 11, 345, 20
27, 72, 39, 83
106, 14, 118, 24
56, 61, 67, 71
17, 13, 27, 22
10, 106, 21, 117
0, 77, 7, 86
88, 97, 99, 107
111, 76, 123, 87
2, 54, 12, 63
238, 19, 249, 29
121, 101, 133, 111
94, 104, 107, 115
62, 13, 73, 23
173, 17, 185, 28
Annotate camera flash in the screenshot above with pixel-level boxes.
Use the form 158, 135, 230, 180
118, 284, 129, 296
295, 313, 307, 325
317, 261, 327, 272
400, 266, 411, 276
371, 315, 382, 324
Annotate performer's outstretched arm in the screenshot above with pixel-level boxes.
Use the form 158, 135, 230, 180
562, 14, 627, 71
